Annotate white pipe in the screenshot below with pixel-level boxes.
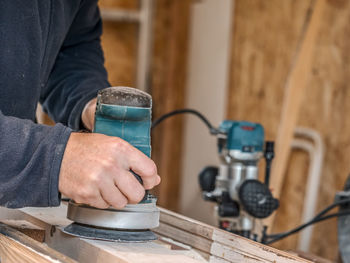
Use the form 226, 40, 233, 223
291, 127, 324, 251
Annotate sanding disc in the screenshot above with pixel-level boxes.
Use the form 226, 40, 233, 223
62, 223, 157, 242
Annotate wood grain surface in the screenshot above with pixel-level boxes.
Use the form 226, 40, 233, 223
150, 0, 192, 211
0, 205, 309, 263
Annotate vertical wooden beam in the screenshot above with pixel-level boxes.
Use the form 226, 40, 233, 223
267, 0, 325, 228
137, 0, 154, 93
151, 0, 192, 211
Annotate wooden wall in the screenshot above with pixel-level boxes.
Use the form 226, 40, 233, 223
99, 0, 138, 86
229, 0, 350, 260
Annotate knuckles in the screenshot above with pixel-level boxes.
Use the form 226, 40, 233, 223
146, 161, 158, 177
110, 137, 129, 154
75, 187, 98, 201
128, 187, 145, 204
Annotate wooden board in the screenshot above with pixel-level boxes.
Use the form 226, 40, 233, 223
0, 235, 59, 263
151, 0, 192, 211
267, 0, 325, 228
0, 223, 76, 263
156, 207, 310, 263
0, 204, 309, 263
0, 219, 45, 243
0, 205, 205, 263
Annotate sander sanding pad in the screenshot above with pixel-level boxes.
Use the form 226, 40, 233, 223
63, 223, 157, 242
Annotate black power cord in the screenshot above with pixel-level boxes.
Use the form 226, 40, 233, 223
263, 198, 350, 244
152, 108, 222, 135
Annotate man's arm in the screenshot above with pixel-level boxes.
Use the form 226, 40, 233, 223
0, 110, 160, 209
40, 0, 108, 130
0, 110, 71, 208
39, 0, 161, 208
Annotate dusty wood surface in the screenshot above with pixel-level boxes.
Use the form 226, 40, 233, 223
0, 205, 309, 263
0, 219, 45, 243
0, 235, 57, 263
0, 205, 205, 263
0, 223, 76, 263
156, 207, 310, 263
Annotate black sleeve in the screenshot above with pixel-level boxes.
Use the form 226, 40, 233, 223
40, 0, 109, 130
0, 110, 71, 208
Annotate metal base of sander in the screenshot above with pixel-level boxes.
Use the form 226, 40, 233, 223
63, 197, 159, 242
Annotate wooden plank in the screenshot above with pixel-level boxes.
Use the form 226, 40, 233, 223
0, 223, 76, 263
0, 219, 45, 242
0, 205, 204, 263
157, 207, 310, 263
0, 235, 57, 263
151, 0, 192, 211
271, 0, 325, 197
0, 205, 309, 263
291, 251, 334, 263
267, 0, 325, 228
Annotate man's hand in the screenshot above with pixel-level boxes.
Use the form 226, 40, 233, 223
58, 132, 161, 209
81, 98, 97, 131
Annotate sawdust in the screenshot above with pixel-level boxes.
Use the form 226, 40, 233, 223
98, 86, 152, 108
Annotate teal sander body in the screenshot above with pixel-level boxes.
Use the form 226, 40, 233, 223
63, 87, 159, 242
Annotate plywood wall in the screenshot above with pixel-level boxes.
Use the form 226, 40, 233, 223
150, 0, 192, 211
229, 0, 350, 260
99, 0, 138, 86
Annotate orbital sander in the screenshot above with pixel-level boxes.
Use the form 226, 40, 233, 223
63, 86, 159, 242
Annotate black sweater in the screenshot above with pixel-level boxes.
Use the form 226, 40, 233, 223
0, 0, 109, 207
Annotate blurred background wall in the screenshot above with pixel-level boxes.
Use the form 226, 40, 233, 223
38, 0, 350, 260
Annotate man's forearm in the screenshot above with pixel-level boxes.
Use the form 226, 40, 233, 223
0, 110, 71, 208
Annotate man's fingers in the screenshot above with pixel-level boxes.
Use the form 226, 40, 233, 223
99, 181, 128, 209
120, 141, 156, 176
75, 195, 109, 209
114, 170, 145, 204
123, 144, 159, 184
141, 173, 161, 190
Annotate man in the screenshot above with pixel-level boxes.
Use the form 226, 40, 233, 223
0, 0, 160, 208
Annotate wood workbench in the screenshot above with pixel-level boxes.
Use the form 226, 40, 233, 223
0, 203, 310, 263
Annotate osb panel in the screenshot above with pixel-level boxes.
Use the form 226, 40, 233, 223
99, 0, 138, 10
229, 0, 350, 260
101, 21, 137, 86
